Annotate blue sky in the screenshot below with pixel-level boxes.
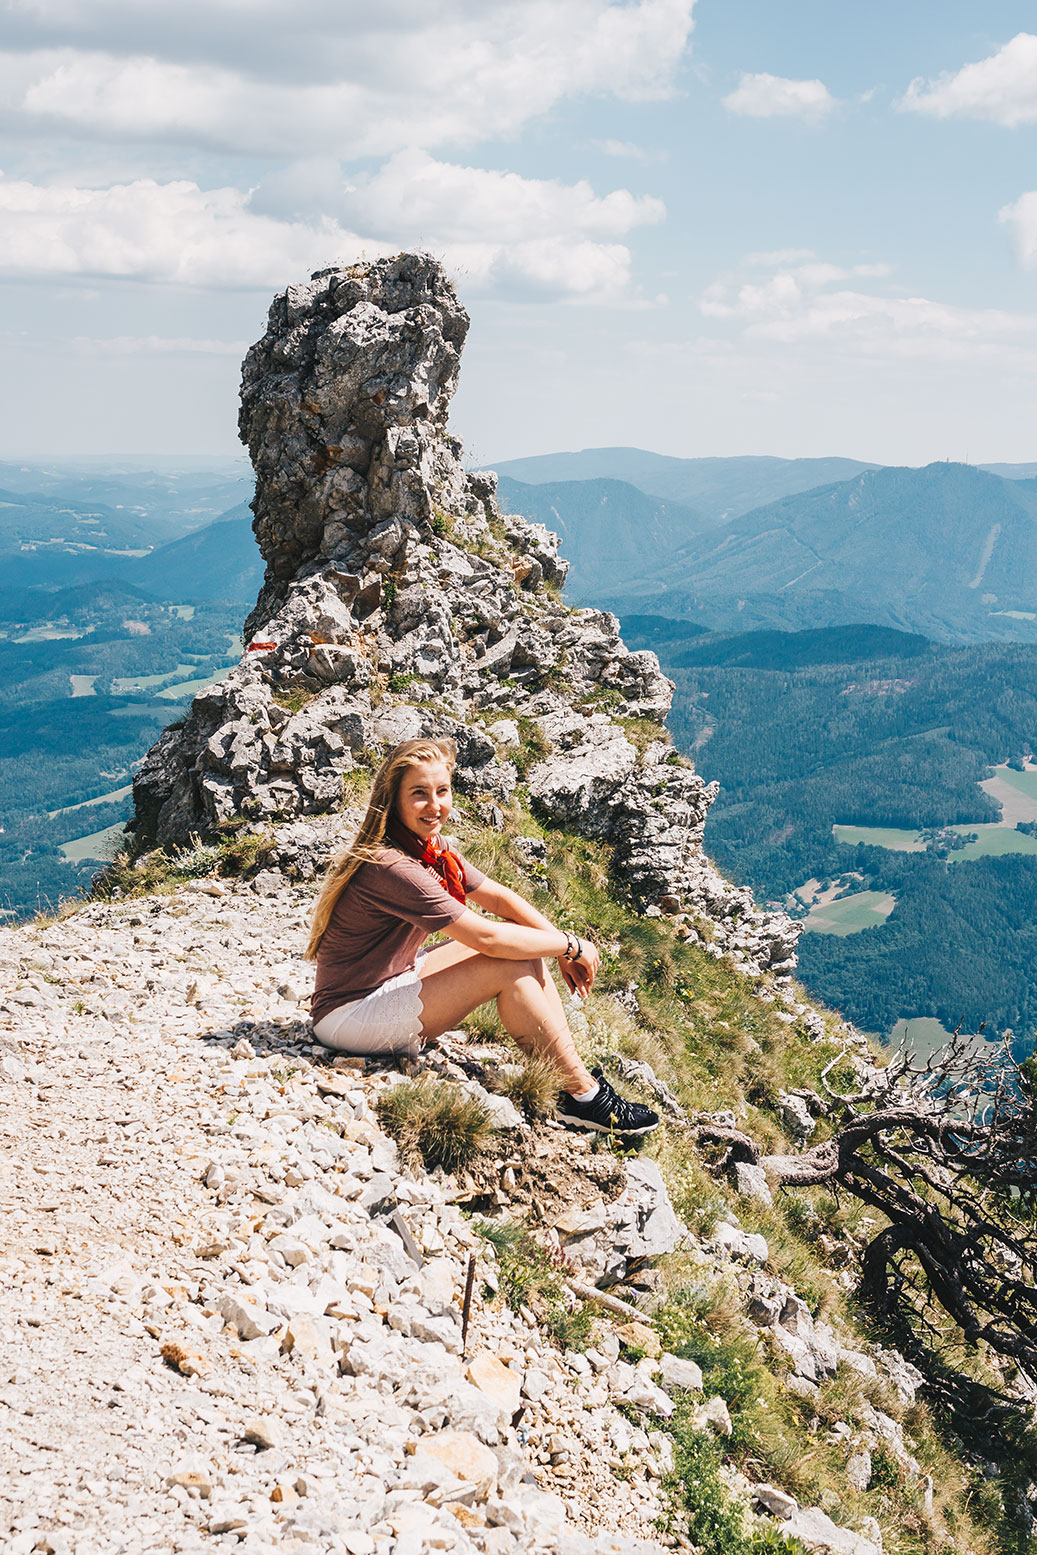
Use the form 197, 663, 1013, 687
2, 2, 1037, 466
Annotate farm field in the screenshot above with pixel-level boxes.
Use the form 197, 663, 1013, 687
803, 889, 896, 936
49, 784, 133, 819
59, 821, 127, 863
887, 1015, 1004, 1064
981, 761, 1037, 824
833, 819, 1037, 861
110, 664, 202, 693
833, 824, 925, 851
157, 664, 235, 699
951, 825, 1037, 860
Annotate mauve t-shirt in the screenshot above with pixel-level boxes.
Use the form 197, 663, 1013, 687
310, 845, 486, 1028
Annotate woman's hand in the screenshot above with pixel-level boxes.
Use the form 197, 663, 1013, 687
560, 937, 599, 999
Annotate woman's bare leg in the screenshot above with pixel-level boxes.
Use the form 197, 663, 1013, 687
417, 941, 594, 1094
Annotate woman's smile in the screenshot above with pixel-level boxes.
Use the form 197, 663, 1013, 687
397, 759, 453, 839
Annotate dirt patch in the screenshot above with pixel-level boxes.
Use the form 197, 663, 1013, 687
459, 1121, 626, 1225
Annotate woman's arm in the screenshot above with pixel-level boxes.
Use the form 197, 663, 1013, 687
468, 877, 553, 931
452, 878, 599, 996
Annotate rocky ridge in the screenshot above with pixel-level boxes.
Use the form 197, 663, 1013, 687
131, 253, 798, 982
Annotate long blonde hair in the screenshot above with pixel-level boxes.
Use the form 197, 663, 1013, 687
304, 736, 457, 959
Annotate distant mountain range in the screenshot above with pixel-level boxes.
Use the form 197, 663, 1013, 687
0, 457, 250, 530
592, 463, 1037, 642
0, 472, 262, 602
119, 506, 262, 604
492, 455, 1037, 644
0, 462, 255, 591
492, 449, 880, 524
6, 451, 1037, 639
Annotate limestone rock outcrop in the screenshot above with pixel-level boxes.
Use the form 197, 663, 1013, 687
130, 252, 798, 975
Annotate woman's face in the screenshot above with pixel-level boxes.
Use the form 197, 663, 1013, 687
396, 759, 453, 842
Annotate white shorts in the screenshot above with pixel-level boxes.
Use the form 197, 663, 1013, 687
312, 949, 427, 1058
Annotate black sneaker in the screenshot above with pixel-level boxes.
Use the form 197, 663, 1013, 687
555, 1074, 660, 1136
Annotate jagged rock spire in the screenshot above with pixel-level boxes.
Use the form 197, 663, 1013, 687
240, 254, 471, 636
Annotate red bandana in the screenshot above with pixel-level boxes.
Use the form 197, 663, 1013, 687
388, 821, 468, 904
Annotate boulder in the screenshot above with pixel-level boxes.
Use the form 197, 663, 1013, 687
779, 1506, 881, 1555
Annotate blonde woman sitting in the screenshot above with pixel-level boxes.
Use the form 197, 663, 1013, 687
305, 737, 659, 1135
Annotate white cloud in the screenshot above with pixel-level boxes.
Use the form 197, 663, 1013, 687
341, 149, 664, 246
722, 72, 835, 121
0, 175, 376, 288
1000, 191, 1037, 266
592, 138, 665, 161
1, 1, 697, 158
0, 161, 662, 302
701, 252, 1037, 365
901, 33, 1037, 125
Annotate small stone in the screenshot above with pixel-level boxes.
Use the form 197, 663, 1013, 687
414, 1431, 500, 1496
755, 1483, 798, 1518
282, 1315, 332, 1364
692, 1396, 733, 1436
208, 1507, 248, 1534
521, 1368, 550, 1401
734, 1161, 774, 1207
169, 1469, 213, 1500
242, 1416, 281, 1450
846, 1450, 872, 1491
449, 1504, 486, 1529
218, 1292, 278, 1341
658, 1354, 703, 1393
466, 1352, 522, 1414
341, 1533, 376, 1555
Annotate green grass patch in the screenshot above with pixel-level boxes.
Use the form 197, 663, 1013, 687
473, 1219, 594, 1350
832, 824, 925, 851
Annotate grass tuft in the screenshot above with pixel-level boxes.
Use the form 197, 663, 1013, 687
376, 1076, 494, 1171
490, 1054, 565, 1118
473, 1219, 594, 1349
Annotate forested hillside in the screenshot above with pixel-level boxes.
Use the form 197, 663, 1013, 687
621, 618, 1037, 1043
0, 541, 248, 918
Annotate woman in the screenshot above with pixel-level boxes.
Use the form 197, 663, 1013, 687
305, 737, 659, 1135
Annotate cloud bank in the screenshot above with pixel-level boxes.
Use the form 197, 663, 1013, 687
0, 157, 664, 302
2, 0, 697, 157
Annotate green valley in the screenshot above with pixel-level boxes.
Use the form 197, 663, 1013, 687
617, 618, 1037, 1048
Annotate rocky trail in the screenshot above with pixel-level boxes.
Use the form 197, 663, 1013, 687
0, 883, 693, 1555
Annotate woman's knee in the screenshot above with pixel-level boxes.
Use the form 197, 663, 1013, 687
498, 957, 543, 985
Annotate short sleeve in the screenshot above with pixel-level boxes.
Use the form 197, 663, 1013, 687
354, 855, 469, 932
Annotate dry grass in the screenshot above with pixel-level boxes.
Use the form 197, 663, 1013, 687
489, 1053, 566, 1118
375, 1076, 494, 1171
